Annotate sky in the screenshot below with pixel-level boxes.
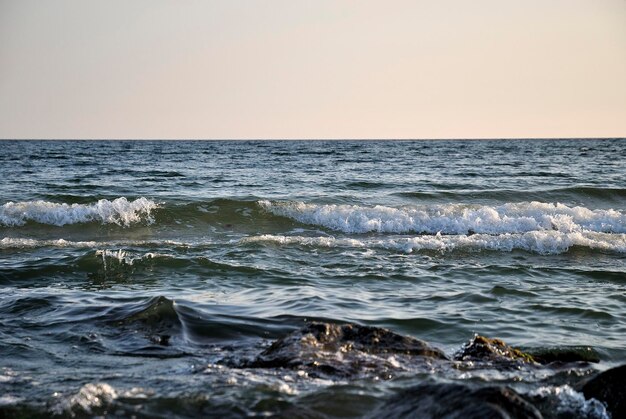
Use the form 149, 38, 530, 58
0, 0, 624, 139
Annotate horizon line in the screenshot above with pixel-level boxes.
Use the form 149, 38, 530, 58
1, 137, 624, 141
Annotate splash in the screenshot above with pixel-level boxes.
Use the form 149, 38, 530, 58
529, 385, 609, 419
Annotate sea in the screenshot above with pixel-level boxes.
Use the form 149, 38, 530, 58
1, 139, 625, 418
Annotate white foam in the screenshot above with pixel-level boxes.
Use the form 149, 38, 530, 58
52, 383, 118, 415
258, 200, 626, 235
0, 237, 100, 248
0, 237, 185, 249
241, 234, 365, 248
0, 197, 158, 227
0, 395, 23, 406
242, 231, 626, 255
530, 385, 608, 419
382, 231, 626, 255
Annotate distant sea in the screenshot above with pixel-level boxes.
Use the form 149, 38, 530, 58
1, 139, 625, 418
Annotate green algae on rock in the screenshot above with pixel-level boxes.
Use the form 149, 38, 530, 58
455, 335, 537, 364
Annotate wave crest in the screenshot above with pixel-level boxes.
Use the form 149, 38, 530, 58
258, 200, 626, 235
0, 197, 158, 227
243, 231, 626, 255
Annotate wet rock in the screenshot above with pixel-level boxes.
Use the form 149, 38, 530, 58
246, 322, 448, 377
372, 383, 542, 419
527, 346, 601, 365
582, 364, 626, 418
455, 335, 536, 364
149, 334, 171, 346
0, 405, 48, 419
527, 385, 608, 419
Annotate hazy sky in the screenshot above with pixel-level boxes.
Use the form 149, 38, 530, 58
1, 0, 624, 139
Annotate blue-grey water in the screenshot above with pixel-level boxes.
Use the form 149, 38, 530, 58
1, 139, 625, 418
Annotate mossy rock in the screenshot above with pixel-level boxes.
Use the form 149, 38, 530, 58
455, 335, 536, 364
526, 346, 600, 364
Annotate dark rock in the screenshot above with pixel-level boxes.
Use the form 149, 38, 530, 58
455, 335, 536, 364
526, 388, 608, 419
527, 346, 600, 364
246, 322, 448, 377
582, 364, 626, 418
371, 383, 542, 419
149, 334, 171, 346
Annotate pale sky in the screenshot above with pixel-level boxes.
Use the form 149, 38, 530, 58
0, 0, 624, 139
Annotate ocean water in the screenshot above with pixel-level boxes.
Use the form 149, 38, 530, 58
1, 139, 625, 417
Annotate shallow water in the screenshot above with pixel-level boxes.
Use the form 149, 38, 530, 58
1, 139, 625, 417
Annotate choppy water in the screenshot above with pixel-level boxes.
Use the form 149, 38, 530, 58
1, 139, 625, 418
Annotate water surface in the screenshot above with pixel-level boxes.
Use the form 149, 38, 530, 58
1, 139, 625, 417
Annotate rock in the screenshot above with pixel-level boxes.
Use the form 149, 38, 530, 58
582, 364, 626, 418
455, 335, 536, 364
371, 383, 542, 419
246, 322, 448, 377
527, 346, 600, 364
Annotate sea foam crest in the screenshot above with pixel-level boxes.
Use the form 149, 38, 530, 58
243, 231, 626, 255
258, 200, 626, 235
0, 237, 186, 249
0, 197, 158, 227
0, 237, 99, 248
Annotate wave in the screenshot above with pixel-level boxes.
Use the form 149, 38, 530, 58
3, 197, 624, 236
0, 237, 186, 249
8, 230, 623, 256
0, 197, 158, 227
396, 186, 626, 203
95, 249, 175, 267
1, 237, 100, 248
242, 231, 626, 255
258, 200, 626, 235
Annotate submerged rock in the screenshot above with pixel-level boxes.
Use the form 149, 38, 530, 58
528, 346, 601, 365
582, 364, 626, 419
246, 322, 448, 377
456, 335, 600, 366
455, 334, 536, 364
372, 383, 542, 419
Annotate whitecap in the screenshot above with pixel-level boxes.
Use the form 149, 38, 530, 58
0, 197, 158, 227
258, 200, 626, 235
0, 237, 187, 249
242, 231, 626, 255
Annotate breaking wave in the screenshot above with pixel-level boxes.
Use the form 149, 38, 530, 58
243, 231, 626, 255
0, 197, 158, 227
0, 237, 185, 249
258, 200, 626, 235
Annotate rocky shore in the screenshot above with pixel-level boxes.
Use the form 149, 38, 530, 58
230, 322, 624, 418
